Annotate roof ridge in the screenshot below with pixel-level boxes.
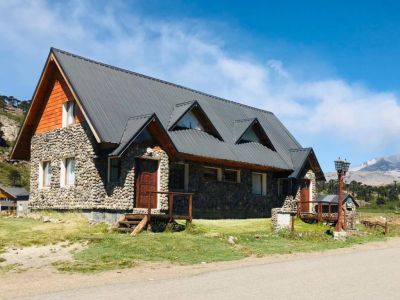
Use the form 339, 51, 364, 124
51, 47, 274, 116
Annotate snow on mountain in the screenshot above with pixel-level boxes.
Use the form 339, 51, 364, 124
326, 154, 400, 186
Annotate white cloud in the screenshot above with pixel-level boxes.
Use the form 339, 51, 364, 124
1, 0, 400, 152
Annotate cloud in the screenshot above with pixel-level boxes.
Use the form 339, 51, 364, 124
1, 0, 400, 153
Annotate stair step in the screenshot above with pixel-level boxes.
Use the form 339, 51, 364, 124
119, 220, 141, 226
125, 214, 146, 221
112, 227, 134, 233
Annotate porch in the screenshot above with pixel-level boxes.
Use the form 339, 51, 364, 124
114, 191, 193, 234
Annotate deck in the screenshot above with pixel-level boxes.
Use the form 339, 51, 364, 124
297, 201, 339, 223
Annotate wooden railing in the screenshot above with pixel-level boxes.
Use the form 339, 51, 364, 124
297, 201, 341, 223
145, 191, 193, 224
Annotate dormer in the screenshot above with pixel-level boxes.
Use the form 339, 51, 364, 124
234, 118, 276, 151
169, 101, 223, 140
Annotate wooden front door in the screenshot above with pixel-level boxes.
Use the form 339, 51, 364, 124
300, 180, 311, 212
135, 159, 159, 208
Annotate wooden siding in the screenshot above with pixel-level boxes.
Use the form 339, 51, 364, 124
35, 76, 84, 134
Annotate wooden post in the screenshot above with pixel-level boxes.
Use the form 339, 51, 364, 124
343, 206, 347, 230
291, 214, 295, 232
328, 203, 331, 221
169, 193, 174, 222
318, 203, 322, 223
147, 195, 151, 223
188, 194, 193, 223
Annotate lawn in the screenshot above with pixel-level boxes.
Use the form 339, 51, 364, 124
0, 212, 397, 273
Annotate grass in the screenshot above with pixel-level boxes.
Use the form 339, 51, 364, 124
0, 212, 108, 252
1, 211, 398, 273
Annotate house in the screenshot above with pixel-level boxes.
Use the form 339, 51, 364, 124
315, 194, 359, 213
298, 193, 358, 227
0, 185, 29, 215
11, 48, 325, 222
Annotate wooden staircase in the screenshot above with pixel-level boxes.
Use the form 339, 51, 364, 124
113, 214, 148, 235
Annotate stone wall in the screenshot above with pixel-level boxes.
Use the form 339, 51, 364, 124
184, 163, 274, 218
29, 122, 169, 211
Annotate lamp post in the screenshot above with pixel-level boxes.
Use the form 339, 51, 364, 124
334, 158, 350, 231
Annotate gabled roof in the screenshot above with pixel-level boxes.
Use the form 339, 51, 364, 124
168, 100, 223, 140
110, 114, 156, 156
0, 185, 29, 200
232, 118, 255, 143
289, 148, 325, 181
12, 48, 324, 173
316, 194, 359, 207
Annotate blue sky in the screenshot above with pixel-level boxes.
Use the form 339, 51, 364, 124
1, 0, 400, 171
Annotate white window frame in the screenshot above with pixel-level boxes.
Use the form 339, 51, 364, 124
223, 169, 240, 183
60, 157, 76, 187
252, 172, 267, 196
203, 166, 222, 182
62, 101, 76, 128
38, 161, 51, 189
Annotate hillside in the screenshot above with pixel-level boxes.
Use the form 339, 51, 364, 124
325, 154, 400, 186
0, 96, 31, 188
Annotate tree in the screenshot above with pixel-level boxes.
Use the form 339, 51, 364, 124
0, 122, 5, 147
8, 170, 21, 186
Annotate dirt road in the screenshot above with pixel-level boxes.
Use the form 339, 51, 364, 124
3, 238, 400, 300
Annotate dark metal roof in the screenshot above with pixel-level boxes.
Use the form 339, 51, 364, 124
51, 48, 321, 171
289, 148, 325, 180
316, 194, 359, 207
110, 114, 155, 156
0, 185, 29, 200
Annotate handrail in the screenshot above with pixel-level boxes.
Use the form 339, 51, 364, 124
144, 191, 194, 223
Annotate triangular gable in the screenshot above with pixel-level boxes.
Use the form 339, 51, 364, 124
110, 113, 177, 158
234, 118, 276, 151
11, 49, 100, 160
289, 148, 325, 181
169, 100, 223, 141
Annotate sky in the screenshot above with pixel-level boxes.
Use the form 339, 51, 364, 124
1, 0, 400, 172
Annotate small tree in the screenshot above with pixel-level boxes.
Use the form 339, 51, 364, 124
8, 170, 21, 186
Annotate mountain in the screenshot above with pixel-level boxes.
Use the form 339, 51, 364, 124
0, 99, 30, 188
325, 154, 400, 186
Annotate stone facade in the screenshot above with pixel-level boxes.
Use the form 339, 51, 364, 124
182, 163, 274, 218
29, 121, 318, 220
29, 122, 169, 212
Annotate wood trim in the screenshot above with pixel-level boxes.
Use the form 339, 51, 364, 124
180, 153, 289, 173
51, 53, 101, 142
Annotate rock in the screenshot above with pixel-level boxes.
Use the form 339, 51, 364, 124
41, 216, 50, 223
227, 236, 237, 245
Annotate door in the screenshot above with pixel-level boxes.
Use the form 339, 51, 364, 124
300, 180, 311, 212
135, 158, 159, 208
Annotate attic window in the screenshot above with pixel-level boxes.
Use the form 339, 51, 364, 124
240, 127, 261, 144
237, 122, 275, 151
175, 110, 204, 131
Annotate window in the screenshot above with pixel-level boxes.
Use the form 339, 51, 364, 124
175, 110, 205, 131
224, 169, 240, 183
252, 172, 267, 196
169, 163, 189, 191
62, 101, 75, 127
39, 161, 52, 188
240, 127, 261, 144
109, 158, 121, 183
61, 158, 75, 186
203, 167, 221, 181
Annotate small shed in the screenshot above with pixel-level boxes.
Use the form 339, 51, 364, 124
315, 194, 359, 213
0, 185, 29, 216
